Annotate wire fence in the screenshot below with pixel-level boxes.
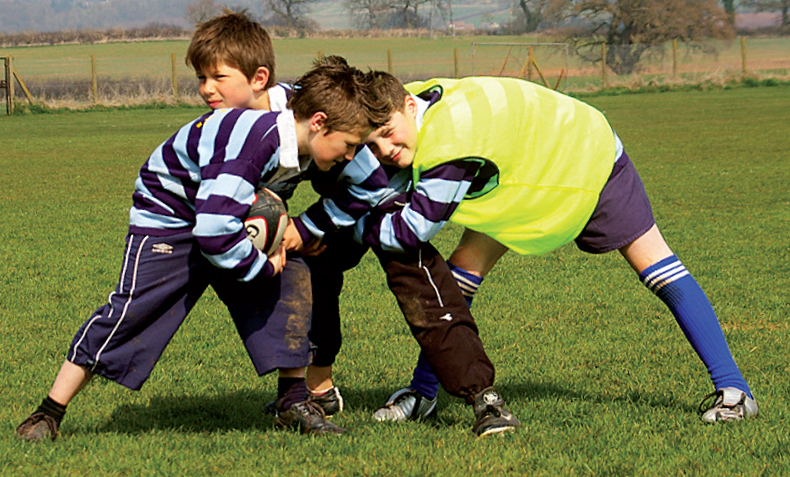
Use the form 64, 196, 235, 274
2, 37, 789, 112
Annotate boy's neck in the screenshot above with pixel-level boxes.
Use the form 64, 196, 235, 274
252, 90, 271, 111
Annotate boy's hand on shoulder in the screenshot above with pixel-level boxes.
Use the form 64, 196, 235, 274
267, 244, 287, 275
282, 218, 304, 252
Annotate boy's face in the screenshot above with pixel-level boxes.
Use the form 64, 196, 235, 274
306, 114, 367, 171
197, 61, 265, 110
365, 96, 419, 169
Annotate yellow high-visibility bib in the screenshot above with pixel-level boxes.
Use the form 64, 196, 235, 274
406, 77, 616, 255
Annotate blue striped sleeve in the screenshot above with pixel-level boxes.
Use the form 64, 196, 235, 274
192, 110, 282, 281
298, 146, 391, 238
362, 161, 477, 253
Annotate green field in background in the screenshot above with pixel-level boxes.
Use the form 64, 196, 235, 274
0, 87, 788, 475
2, 35, 788, 89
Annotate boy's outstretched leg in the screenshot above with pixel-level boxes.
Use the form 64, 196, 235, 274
16, 361, 93, 442
620, 225, 757, 423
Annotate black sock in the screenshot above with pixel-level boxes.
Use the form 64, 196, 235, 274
36, 396, 67, 424
277, 378, 307, 411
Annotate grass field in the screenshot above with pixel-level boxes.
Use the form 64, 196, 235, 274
1, 86, 789, 475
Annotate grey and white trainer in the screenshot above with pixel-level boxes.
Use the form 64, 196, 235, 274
372, 387, 437, 422
700, 387, 759, 423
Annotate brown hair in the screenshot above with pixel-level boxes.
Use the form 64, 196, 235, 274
288, 56, 392, 135
366, 69, 410, 116
185, 9, 276, 89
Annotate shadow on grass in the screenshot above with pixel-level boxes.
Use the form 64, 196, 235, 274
87, 385, 438, 435
83, 380, 697, 436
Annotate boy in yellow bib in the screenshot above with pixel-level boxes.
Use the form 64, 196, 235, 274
357, 74, 757, 424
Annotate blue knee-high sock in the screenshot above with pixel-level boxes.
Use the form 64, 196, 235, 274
640, 255, 752, 398
409, 262, 484, 400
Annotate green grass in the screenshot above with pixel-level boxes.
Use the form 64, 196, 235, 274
1, 87, 789, 475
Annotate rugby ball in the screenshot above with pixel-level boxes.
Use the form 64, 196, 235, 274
244, 188, 288, 255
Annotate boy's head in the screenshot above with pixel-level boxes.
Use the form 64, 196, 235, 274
363, 71, 419, 169
288, 56, 392, 171
186, 9, 276, 110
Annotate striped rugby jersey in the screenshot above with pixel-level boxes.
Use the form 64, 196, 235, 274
264, 83, 394, 243
129, 107, 304, 282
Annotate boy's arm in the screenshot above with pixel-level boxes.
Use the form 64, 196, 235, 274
359, 161, 479, 253
193, 162, 276, 281
292, 146, 391, 243
192, 112, 284, 281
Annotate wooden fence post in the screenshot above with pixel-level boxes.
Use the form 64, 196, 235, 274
91, 54, 98, 104
453, 47, 459, 78
601, 43, 607, 89
741, 37, 747, 75
4, 56, 13, 116
387, 49, 392, 75
171, 53, 178, 99
672, 38, 678, 79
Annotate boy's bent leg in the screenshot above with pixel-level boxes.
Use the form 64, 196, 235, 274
620, 225, 756, 421
448, 228, 509, 278
304, 234, 369, 374
215, 255, 314, 376
374, 243, 495, 404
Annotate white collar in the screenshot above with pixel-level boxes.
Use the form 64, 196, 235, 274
412, 93, 430, 132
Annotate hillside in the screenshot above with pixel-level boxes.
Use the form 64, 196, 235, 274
0, 0, 511, 33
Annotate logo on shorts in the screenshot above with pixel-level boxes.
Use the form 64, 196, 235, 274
152, 243, 173, 254
439, 313, 453, 321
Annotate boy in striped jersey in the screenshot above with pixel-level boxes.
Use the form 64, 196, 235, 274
15, 59, 388, 441
185, 11, 402, 416
355, 74, 757, 424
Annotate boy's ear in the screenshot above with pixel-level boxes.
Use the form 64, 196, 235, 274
251, 66, 271, 91
308, 111, 328, 132
404, 95, 418, 118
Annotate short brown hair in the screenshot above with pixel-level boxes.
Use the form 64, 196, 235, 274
366, 70, 410, 116
288, 56, 392, 135
186, 9, 276, 89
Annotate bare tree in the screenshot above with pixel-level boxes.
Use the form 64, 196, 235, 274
388, 0, 433, 28
515, 0, 571, 32
185, 0, 222, 24
741, 0, 790, 26
262, 0, 319, 28
571, 0, 735, 75
722, 0, 736, 25
346, 0, 396, 29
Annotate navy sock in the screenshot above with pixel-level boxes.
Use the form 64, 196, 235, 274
277, 378, 307, 411
640, 255, 752, 398
409, 262, 485, 400
410, 352, 440, 400
36, 396, 67, 425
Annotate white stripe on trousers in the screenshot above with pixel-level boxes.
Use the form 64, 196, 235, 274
69, 235, 148, 370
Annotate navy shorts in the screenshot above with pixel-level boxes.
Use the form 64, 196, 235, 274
574, 150, 656, 254
68, 231, 312, 390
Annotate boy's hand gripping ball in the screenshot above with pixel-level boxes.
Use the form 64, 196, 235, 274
244, 188, 288, 256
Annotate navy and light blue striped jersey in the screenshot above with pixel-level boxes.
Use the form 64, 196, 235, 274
129, 107, 307, 282
261, 84, 393, 243
356, 161, 477, 253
